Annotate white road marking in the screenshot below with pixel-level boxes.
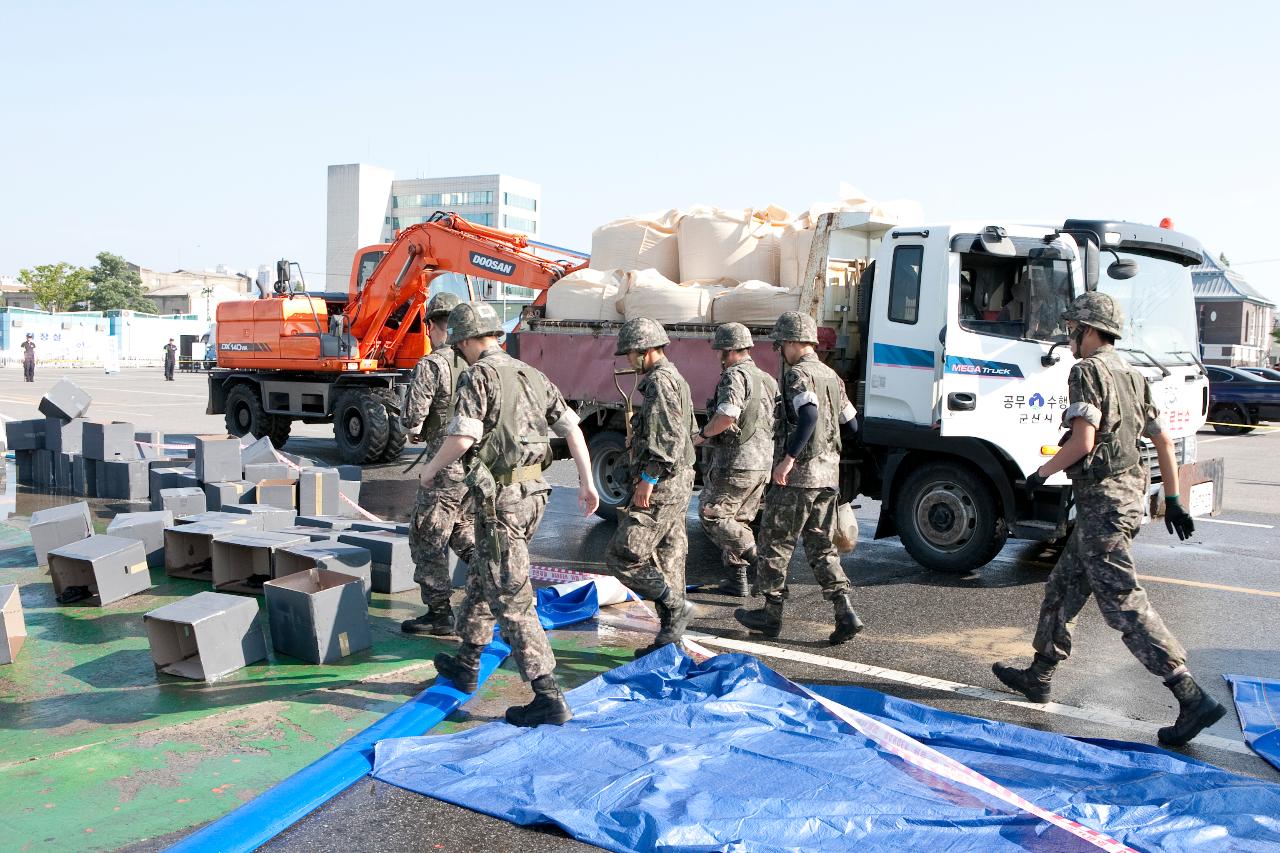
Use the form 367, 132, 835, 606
1195, 517, 1274, 529
685, 632, 1254, 757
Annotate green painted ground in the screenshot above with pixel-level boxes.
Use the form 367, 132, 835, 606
0, 518, 635, 852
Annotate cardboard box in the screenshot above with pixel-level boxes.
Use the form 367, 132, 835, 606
0, 584, 26, 664
194, 435, 242, 484
298, 467, 340, 516
5, 418, 47, 451
16, 449, 34, 486
204, 480, 254, 511
56, 452, 75, 491
159, 487, 206, 518
163, 522, 241, 579
33, 449, 55, 488
106, 510, 174, 568
39, 379, 92, 421
243, 462, 293, 483
176, 511, 264, 529
276, 543, 373, 599
48, 534, 151, 606
349, 521, 411, 536
144, 591, 267, 681
336, 531, 414, 593
134, 431, 168, 460
295, 515, 358, 530
150, 467, 194, 507
264, 569, 371, 664
240, 435, 280, 466
220, 503, 297, 530
71, 454, 97, 497
83, 421, 138, 461
254, 479, 296, 509
30, 502, 93, 566
210, 530, 313, 594
272, 525, 344, 543
100, 459, 150, 501
338, 480, 362, 518
46, 417, 88, 455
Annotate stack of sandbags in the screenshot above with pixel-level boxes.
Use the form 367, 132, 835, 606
590, 210, 681, 281
545, 269, 627, 322
618, 269, 732, 324
677, 205, 790, 285
707, 280, 801, 325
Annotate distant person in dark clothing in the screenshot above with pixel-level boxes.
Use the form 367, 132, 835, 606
21, 333, 36, 382
163, 338, 177, 381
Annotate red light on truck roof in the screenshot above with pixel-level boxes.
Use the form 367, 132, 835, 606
1159, 217, 1174, 229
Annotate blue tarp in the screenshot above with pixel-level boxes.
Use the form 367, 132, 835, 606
373, 647, 1280, 853
533, 582, 599, 630
1226, 674, 1280, 772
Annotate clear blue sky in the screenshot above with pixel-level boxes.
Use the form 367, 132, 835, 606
2, 1, 1278, 302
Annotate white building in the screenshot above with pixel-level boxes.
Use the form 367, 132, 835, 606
325, 165, 542, 291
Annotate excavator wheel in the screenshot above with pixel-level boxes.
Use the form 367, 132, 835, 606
379, 403, 408, 462
333, 390, 390, 465
267, 416, 292, 450
225, 384, 272, 441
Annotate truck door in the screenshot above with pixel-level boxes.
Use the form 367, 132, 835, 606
865, 229, 949, 425
938, 229, 1080, 478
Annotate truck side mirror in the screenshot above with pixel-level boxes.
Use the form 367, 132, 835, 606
1107, 258, 1140, 280
978, 225, 1015, 257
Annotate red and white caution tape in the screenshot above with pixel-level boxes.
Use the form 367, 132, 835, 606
267, 448, 384, 523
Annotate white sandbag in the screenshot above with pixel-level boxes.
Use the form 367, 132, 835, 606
551, 576, 631, 607
590, 210, 681, 281
620, 269, 728, 324
707, 280, 800, 325
612, 267, 678, 314
677, 206, 789, 285
780, 227, 818, 289
545, 269, 627, 322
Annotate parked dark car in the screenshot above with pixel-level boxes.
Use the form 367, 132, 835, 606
1239, 366, 1280, 382
1206, 365, 1280, 434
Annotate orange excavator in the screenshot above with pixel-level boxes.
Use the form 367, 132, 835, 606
207, 213, 583, 464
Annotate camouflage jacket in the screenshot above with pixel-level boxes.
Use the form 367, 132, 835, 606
404, 346, 467, 481
707, 356, 778, 472
777, 352, 854, 490
630, 358, 696, 490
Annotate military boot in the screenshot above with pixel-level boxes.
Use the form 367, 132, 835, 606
635, 588, 695, 658
991, 653, 1056, 703
505, 675, 573, 727
734, 597, 783, 638
1157, 673, 1227, 746
401, 600, 456, 636
433, 642, 483, 693
712, 566, 750, 598
829, 594, 864, 645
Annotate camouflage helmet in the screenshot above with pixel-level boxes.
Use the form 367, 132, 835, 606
425, 291, 462, 321
771, 311, 819, 345
615, 317, 670, 356
711, 322, 754, 351
445, 301, 503, 346
1062, 291, 1124, 339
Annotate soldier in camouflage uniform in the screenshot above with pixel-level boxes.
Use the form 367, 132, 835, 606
735, 311, 864, 645
400, 292, 475, 636
420, 302, 599, 727
607, 318, 698, 657
995, 291, 1223, 747
693, 322, 778, 597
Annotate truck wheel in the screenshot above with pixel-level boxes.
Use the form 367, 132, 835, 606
896, 461, 1008, 574
1211, 405, 1254, 435
225, 385, 271, 440
588, 430, 630, 521
267, 417, 292, 450
333, 391, 390, 464
379, 405, 408, 461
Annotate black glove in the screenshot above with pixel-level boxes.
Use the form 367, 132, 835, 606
1165, 500, 1195, 541
1024, 471, 1047, 496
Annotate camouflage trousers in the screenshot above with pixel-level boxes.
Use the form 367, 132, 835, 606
1032, 490, 1186, 678
409, 477, 477, 607
606, 468, 695, 607
698, 466, 767, 569
455, 484, 557, 682
756, 485, 850, 602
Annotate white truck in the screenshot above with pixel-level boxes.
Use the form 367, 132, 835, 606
511, 213, 1219, 573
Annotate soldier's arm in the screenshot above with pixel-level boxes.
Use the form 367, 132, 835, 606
401, 358, 438, 433
700, 370, 747, 439
545, 384, 599, 515
636, 373, 684, 479
1037, 362, 1100, 476
1141, 383, 1180, 500
419, 368, 485, 484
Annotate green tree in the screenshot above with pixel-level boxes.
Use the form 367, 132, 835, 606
88, 251, 157, 312
1219, 251, 1231, 268
17, 262, 91, 312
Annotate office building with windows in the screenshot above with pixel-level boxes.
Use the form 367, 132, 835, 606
326, 165, 542, 292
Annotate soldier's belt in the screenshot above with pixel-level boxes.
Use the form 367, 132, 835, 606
494, 463, 543, 486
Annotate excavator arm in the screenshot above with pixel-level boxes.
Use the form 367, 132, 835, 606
345, 213, 582, 367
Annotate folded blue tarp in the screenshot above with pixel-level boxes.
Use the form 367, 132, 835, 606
533, 582, 599, 630
373, 647, 1280, 853
1225, 674, 1280, 772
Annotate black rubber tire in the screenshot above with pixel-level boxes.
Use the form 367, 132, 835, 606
379, 403, 409, 462
895, 461, 1008, 574
332, 390, 390, 465
1211, 405, 1254, 435
224, 384, 271, 440
587, 430, 630, 521
267, 417, 292, 450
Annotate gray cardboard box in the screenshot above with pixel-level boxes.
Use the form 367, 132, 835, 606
338, 480, 363, 518
349, 521, 412, 536
30, 502, 93, 566
240, 435, 280, 466
71, 454, 97, 497
204, 480, 254, 511
33, 449, 55, 488
221, 503, 297, 530
159, 487, 206, 518
39, 379, 92, 421
276, 543, 372, 599
83, 421, 138, 461
243, 462, 293, 483
295, 515, 358, 530
0, 584, 27, 665
298, 467, 340, 517
144, 591, 267, 681
55, 452, 73, 491
254, 479, 296, 509
272, 525, 343, 543
101, 459, 150, 501
336, 531, 414, 593
337, 465, 362, 483
149, 468, 197, 509
16, 450, 34, 486
194, 435, 242, 484
211, 530, 312, 594
264, 569, 371, 664
134, 431, 167, 460
176, 511, 264, 530
5, 418, 47, 451
163, 522, 241, 579
48, 534, 151, 606
46, 417, 87, 455
106, 510, 174, 568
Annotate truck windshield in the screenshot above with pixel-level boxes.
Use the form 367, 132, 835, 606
1097, 251, 1199, 365
959, 255, 1073, 342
